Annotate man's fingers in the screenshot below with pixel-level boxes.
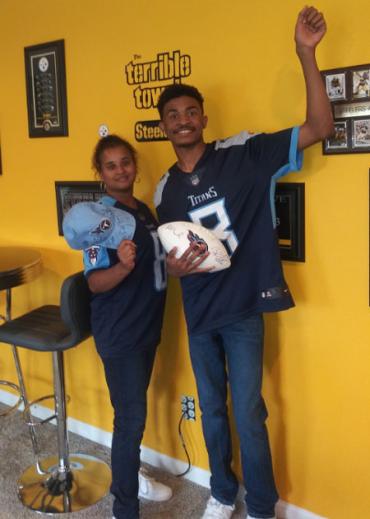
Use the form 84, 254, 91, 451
167, 246, 178, 258
188, 255, 213, 272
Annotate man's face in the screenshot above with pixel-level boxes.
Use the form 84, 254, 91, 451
159, 96, 208, 149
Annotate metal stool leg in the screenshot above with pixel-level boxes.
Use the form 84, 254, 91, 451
0, 289, 41, 459
17, 350, 111, 513
12, 344, 42, 458
0, 290, 23, 417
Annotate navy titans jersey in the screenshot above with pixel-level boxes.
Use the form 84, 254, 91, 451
83, 196, 167, 357
154, 127, 303, 335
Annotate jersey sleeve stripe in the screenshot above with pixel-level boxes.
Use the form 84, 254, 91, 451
154, 171, 170, 208
269, 126, 303, 228
271, 126, 303, 182
214, 130, 259, 149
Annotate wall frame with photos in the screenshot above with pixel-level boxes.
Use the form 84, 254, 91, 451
55, 181, 104, 235
321, 63, 370, 154
275, 182, 305, 262
25, 40, 68, 138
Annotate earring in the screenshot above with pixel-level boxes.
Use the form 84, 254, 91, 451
135, 176, 141, 184
99, 180, 106, 192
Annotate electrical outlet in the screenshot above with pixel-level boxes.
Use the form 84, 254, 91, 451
181, 395, 196, 420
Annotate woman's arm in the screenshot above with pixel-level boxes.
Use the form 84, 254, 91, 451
88, 240, 136, 293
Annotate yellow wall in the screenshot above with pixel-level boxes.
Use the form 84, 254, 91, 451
0, 1, 369, 517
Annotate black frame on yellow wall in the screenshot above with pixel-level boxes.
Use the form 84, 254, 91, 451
321, 63, 370, 155
55, 181, 104, 236
25, 40, 68, 138
275, 182, 305, 262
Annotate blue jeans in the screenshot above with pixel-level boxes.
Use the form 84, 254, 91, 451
102, 346, 157, 519
189, 315, 278, 518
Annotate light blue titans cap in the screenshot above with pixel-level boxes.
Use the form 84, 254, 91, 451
63, 202, 136, 250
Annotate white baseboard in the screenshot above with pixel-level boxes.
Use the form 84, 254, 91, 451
276, 500, 327, 519
0, 389, 327, 519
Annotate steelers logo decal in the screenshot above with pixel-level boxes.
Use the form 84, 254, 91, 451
38, 56, 49, 72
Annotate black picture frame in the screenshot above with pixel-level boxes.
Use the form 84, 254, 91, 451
321, 63, 370, 154
55, 181, 104, 235
275, 182, 305, 262
25, 40, 68, 138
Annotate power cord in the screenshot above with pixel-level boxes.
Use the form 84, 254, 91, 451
175, 412, 192, 477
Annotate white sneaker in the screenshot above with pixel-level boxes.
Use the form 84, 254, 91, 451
138, 468, 172, 501
201, 496, 235, 518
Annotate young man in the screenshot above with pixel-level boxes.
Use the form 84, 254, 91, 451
154, 7, 333, 519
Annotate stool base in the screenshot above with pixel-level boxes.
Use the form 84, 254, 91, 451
17, 453, 111, 513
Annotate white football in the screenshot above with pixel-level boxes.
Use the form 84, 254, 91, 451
157, 221, 231, 272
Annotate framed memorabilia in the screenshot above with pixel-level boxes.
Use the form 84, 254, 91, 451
275, 182, 305, 262
326, 121, 348, 151
25, 40, 68, 137
321, 63, 370, 154
325, 72, 346, 101
352, 119, 370, 148
55, 181, 104, 235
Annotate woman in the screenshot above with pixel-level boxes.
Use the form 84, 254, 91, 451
67, 135, 171, 519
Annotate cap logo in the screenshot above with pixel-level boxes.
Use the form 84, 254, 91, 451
91, 218, 112, 235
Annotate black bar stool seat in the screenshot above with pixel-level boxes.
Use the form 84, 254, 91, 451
0, 306, 70, 349
0, 272, 111, 514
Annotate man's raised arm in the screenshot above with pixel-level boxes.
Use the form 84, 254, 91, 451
296, 6, 334, 150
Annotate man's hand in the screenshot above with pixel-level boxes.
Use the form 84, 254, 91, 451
117, 240, 136, 273
295, 6, 327, 52
166, 243, 213, 277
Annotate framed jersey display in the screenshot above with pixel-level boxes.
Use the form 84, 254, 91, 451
25, 40, 68, 138
275, 182, 305, 262
321, 63, 370, 154
55, 181, 104, 235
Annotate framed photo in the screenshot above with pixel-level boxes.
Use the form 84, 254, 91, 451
352, 69, 370, 99
325, 121, 348, 151
325, 72, 346, 101
352, 119, 370, 148
25, 40, 68, 137
55, 181, 104, 235
321, 63, 370, 155
275, 182, 305, 262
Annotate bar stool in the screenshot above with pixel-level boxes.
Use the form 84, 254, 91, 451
0, 271, 111, 513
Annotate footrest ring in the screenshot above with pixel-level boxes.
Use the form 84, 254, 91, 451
22, 394, 70, 426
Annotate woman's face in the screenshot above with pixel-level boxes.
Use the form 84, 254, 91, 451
99, 145, 137, 195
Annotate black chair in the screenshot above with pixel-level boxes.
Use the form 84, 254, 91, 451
0, 271, 111, 513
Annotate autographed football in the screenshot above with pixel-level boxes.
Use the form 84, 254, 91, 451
157, 221, 231, 272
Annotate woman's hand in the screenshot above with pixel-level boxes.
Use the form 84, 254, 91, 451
117, 240, 137, 273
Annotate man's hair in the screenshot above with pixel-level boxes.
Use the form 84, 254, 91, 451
92, 134, 137, 174
157, 84, 204, 118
